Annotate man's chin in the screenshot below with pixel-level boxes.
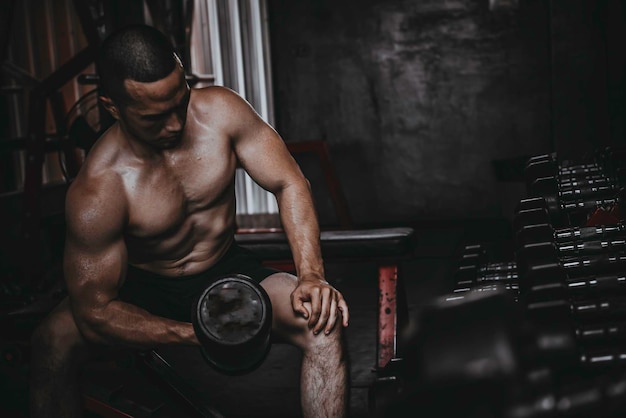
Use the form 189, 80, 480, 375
157, 136, 182, 149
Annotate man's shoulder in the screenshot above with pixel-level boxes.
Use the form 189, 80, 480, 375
67, 146, 126, 210
191, 85, 248, 111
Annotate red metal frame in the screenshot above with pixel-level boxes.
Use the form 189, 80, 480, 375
83, 396, 134, 418
377, 265, 399, 370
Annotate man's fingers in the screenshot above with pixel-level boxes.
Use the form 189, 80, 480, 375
324, 297, 339, 335
313, 289, 331, 334
338, 298, 349, 327
308, 290, 322, 329
292, 297, 310, 319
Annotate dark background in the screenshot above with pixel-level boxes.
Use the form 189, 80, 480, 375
2, 0, 626, 417
269, 0, 626, 225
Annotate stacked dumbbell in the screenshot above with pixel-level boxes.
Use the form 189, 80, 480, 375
373, 290, 626, 418
523, 147, 626, 228
369, 150, 626, 417
448, 229, 626, 375
450, 243, 519, 299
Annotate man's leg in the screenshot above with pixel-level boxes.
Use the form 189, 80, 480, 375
260, 272, 348, 418
30, 298, 93, 418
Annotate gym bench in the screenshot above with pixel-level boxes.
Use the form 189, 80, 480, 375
235, 226, 416, 370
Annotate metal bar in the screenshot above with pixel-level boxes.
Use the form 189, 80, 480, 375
135, 350, 225, 418
206, 0, 224, 85
258, 0, 274, 127
30, 46, 97, 97
0, 0, 18, 63
377, 265, 398, 370
228, 0, 246, 97
248, 0, 268, 121
83, 396, 135, 418
73, 0, 101, 47
1, 62, 40, 86
19, 45, 97, 285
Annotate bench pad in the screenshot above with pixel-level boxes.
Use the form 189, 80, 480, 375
235, 227, 415, 260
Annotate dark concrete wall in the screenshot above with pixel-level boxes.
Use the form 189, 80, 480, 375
268, 0, 555, 224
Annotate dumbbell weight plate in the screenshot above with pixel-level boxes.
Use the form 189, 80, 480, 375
192, 274, 272, 374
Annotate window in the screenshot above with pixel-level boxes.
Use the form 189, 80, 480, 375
188, 0, 279, 224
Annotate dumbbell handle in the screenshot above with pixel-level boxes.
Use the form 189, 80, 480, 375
456, 272, 518, 288
524, 274, 626, 310
561, 254, 626, 273
520, 254, 626, 282
560, 164, 602, 176
452, 283, 519, 294
455, 261, 518, 283
560, 177, 612, 189
526, 296, 626, 322
530, 273, 626, 296
557, 185, 616, 202
477, 261, 518, 273
557, 239, 626, 256
554, 224, 626, 243
560, 197, 618, 212
577, 321, 626, 344
566, 273, 626, 293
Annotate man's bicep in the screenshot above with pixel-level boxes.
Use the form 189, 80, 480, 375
63, 200, 128, 313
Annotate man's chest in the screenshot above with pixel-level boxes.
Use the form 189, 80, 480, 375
124, 145, 237, 238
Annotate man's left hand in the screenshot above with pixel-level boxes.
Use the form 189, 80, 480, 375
291, 274, 349, 335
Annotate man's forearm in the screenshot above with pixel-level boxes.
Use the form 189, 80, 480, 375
74, 299, 198, 349
276, 181, 325, 280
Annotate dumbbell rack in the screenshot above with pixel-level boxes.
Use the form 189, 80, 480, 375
369, 148, 626, 417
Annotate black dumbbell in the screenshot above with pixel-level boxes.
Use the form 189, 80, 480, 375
516, 243, 626, 284
525, 156, 603, 188
191, 274, 272, 374
525, 147, 626, 187
453, 243, 518, 290
513, 206, 553, 234
516, 222, 626, 249
530, 175, 618, 204
517, 238, 626, 265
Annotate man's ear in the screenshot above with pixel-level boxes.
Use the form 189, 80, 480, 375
99, 95, 120, 120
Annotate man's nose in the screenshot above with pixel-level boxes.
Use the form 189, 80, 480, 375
165, 112, 183, 132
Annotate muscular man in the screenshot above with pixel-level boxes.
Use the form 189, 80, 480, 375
30, 24, 349, 417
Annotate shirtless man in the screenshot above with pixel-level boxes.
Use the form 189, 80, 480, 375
30, 24, 349, 418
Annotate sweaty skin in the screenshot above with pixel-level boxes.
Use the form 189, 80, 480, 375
63, 63, 349, 351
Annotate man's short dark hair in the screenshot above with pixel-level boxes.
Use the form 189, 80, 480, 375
97, 24, 180, 106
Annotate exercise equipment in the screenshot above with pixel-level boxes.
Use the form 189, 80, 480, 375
371, 290, 626, 418
516, 222, 626, 249
191, 274, 272, 375
524, 147, 626, 188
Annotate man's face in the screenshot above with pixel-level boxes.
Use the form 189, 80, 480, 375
116, 64, 190, 150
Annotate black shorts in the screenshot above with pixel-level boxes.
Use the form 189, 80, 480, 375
118, 243, 279, 322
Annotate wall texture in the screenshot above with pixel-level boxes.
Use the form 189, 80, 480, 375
268, 0, 554, 224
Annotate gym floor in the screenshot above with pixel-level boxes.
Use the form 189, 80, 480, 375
0, 218, 513, 418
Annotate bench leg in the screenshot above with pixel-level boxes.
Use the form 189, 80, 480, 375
377, 265, 398, 370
